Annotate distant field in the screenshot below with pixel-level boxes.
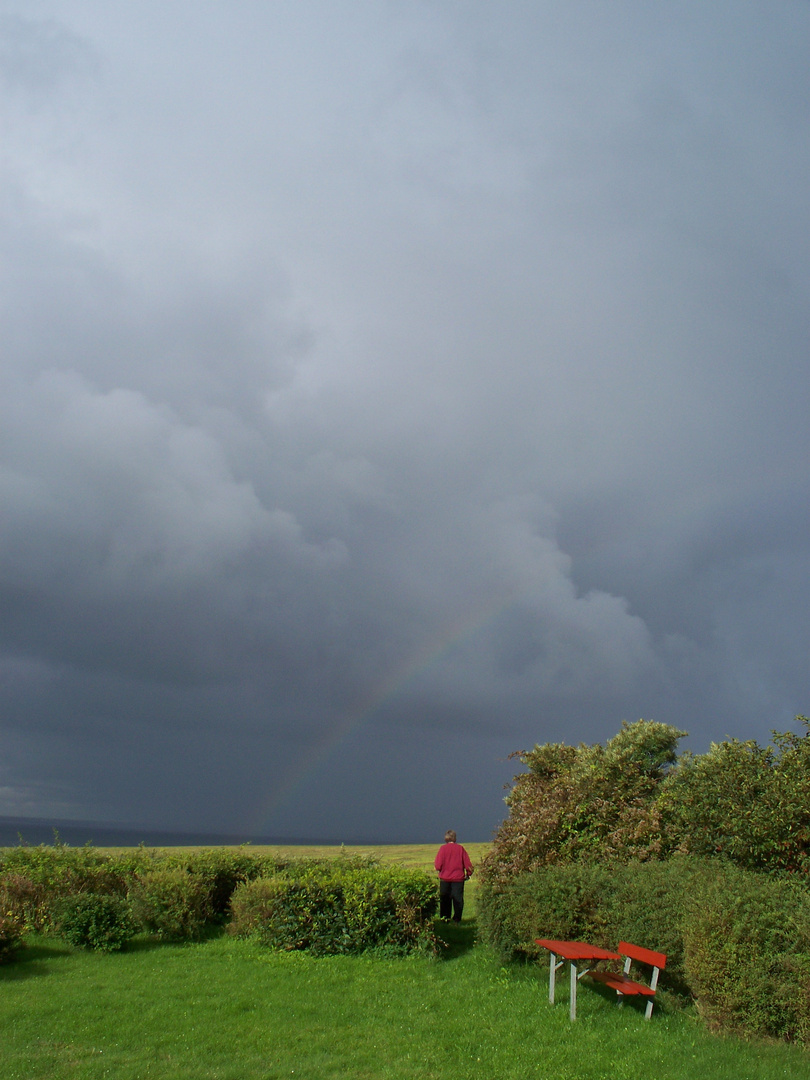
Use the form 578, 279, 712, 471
199, 842, 488, 871
94, 841, 492, 875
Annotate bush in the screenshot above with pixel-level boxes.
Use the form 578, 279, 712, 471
0, 843, 133, 929
478, 858, 697, 993
660, 721, 810, 873
479, 856, 810, 1042
0, 915, 21, 963
128, 869, 214, 941
0, 843, 276, 942
229, 860, 438, 955
179, 847, 277, 917
484, 717, 810, 884
683, 865, 810, 1042
0, 841, 125, 892
230, 875, 343, 953
53, 892, 136, 952
483, 721, 685, 885
0, 873, 52, 934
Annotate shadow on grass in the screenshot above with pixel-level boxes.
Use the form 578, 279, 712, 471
434, 916, 477, 960
111, 923, 228, 955
0, 939, 73, 981
0, 924, 228, 979
563, 973, 676, 1021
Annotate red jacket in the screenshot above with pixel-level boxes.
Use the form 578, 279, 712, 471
434, 842, 473, 882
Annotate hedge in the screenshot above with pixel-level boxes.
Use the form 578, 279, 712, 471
478, 858, 697, 993
478, 857, 810, 1041
53, 892, 136, 952
127, 869, 215, 941
683, 864, 810, 1042
0, 844, 134, 931
229, 859, 438, 955
0, 844, 277, 942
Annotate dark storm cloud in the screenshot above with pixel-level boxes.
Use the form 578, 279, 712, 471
0, 10, 96, 95
1, 2, 809, 840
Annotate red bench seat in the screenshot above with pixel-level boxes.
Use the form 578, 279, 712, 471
588, 971, 657, 996
588, 941, 666, 1019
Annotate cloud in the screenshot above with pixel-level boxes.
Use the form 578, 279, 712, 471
0, 2, 809, 839
0, 11, 97, 96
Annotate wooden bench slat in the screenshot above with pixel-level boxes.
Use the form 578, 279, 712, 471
617, 940, 667, 969
588, 971, 656, 996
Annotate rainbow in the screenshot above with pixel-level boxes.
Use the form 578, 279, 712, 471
246, 597, 512, 836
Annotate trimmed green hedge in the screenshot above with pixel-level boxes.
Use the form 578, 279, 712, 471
683, 864, 810, 1042
0, 845, 438, 956
128, 869, 215, 941
229, 859, 438, 955
0, 844, 277, 943
53, 892, 136, 952
478, 857, 810, 1042
478, 858, 696, 992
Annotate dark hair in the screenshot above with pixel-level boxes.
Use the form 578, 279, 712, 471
444, 830, 457, 843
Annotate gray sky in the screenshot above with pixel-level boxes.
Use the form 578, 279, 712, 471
1, 1, 809, 842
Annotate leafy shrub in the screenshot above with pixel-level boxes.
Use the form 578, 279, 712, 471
683, 865, 810, 1042
482, 721, 685, 885
128, 869, 213, 940
484, 717, 810, 884
179, 847, 277, 917
478, 858, 697, 992
229, 860, 438, 955
660, 721, 810, 873
53, 892, 136, 952
0, 915, 21, 963
230, 875, 344, 952
0, 843, 132, 929
0, 873, 52, 934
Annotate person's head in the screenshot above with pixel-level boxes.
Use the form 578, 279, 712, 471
444, 829, 457, 844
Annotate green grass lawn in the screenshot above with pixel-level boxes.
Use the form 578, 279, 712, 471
1, 844, 807, 1079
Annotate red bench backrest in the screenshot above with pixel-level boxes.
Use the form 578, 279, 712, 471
618, 941, 667, 970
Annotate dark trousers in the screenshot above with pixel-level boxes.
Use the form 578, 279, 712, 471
439, 878, 465, 922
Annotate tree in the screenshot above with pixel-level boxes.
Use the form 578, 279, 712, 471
482, 720, 686, 885
660, 717, 810, 873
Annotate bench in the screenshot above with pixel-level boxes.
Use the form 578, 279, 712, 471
535, 939, 622, 1020
587, 941, 666, 1019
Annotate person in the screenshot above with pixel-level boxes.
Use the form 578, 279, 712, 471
434, 829, 473, 923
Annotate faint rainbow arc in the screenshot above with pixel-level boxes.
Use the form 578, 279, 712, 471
247, 598, 511, 836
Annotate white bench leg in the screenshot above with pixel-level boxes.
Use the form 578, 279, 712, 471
645, 966, 660, 1020
570, 962, 578, 1020
548, 952, 564, 1004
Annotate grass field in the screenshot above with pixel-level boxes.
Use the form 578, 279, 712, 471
2, 844, 808, 1079
97, 842, 492, 875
